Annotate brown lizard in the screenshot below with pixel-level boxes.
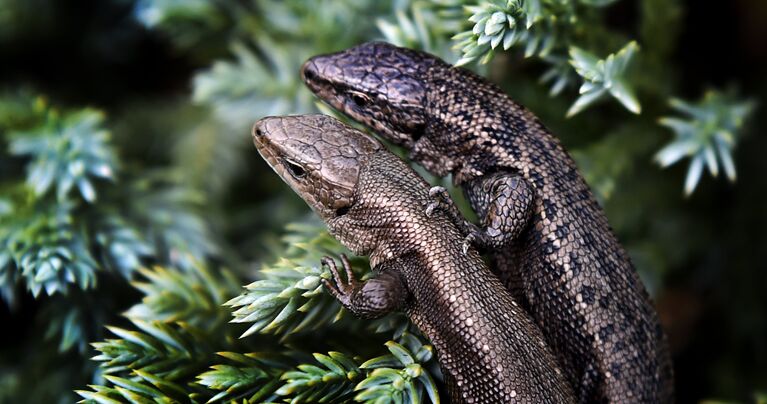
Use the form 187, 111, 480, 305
253, 114, 576, 403
301, 42, 674, 403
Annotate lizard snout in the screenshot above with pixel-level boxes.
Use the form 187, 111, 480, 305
252, 117, 281, 141
300, 60, 318, 83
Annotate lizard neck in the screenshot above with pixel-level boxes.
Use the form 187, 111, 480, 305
418, 64, 522, 185
334, 150, 433, 267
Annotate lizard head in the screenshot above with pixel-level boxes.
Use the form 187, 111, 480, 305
301, 41, 432, 148
302, 42, 476, 181
253, 114, 381, 224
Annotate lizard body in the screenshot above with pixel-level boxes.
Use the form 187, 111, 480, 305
301, 42, 674, 403
253, 114, 575, 403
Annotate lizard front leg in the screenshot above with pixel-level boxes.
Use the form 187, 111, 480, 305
424, 186, 479, 237
467, 173, 535, 249
321, 254, 408, 320
428, 173, 535, 254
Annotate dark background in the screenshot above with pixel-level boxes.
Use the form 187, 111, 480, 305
1, 0, 765, 402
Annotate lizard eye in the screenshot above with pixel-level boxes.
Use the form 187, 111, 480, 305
283, 159, 306, 179
349, 91, 372, 108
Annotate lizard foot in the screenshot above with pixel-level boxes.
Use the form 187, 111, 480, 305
427, 186, 483, 240
462, 227, 491, 255
321, 254, 357, 305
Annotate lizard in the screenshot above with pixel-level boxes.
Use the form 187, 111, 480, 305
300, 41, 674, 403
252, 114, 576, 403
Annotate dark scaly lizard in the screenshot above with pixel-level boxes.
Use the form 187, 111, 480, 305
252, 114, 576, 403
301, 42, 674, 403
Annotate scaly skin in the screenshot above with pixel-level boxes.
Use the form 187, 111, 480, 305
253, 114, 575, 403
301, 42, 674, 403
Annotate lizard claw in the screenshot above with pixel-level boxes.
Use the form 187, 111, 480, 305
425, 201, 439, 217
425, 186, 448, 217
462, 233, 475, 255
429, 186, 448, 199
321, 254, 357, 304
461, 227, 490, 255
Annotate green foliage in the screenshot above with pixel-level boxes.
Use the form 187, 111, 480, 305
0, 101, 113, 297
94, 216, 153, 279
133, 0, 230, 53
126, 264, 239, 328
376, 1, 464, 61
567, 41, 640, 116
118, 173, 219, 270
355, 334, 440, 403
272, 332, 440, 404
454, 0, 574, 66
44, 299, 92, 353
0, 91, 222, 401
451, 0, 621, 64
450, 0, 634, 109
452, 0, 639, 116
0, 96, 219, 301
193, 40, 315, 133
196, 352, 283, 402
76, 261, 264, 403
227, 220, 369, 339
135, 0, 221, 31
224, 220, 440, 402
571, 122, 657, 202
9, 106, 116, 202
77, 230, 440, 403
276, 351, 361, 402
655, 90, 755, 195
1, 201, 98, 297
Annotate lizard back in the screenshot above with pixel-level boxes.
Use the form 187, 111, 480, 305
354, 150, 576, 403
423, 64, 674, 403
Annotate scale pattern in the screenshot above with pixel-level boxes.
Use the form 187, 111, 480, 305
253, 114, 575, 403
301, 42, 674, 403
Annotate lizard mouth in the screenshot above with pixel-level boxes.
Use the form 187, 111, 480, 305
252, 126, 328, 221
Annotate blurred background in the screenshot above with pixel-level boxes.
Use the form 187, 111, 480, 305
0, 0, 765, 402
